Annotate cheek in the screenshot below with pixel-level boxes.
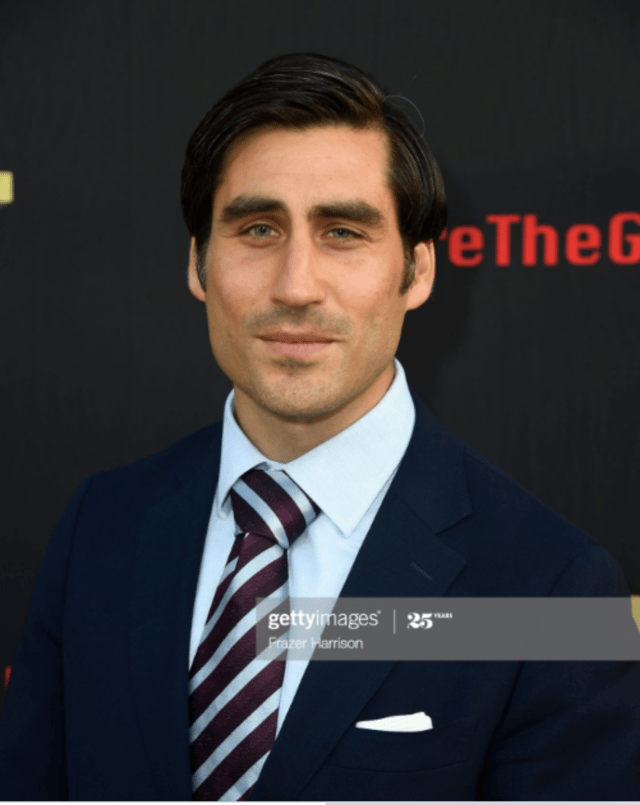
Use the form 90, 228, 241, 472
362, 296, 407, 352
358, 284, 404, 331
207, 268, 255, 329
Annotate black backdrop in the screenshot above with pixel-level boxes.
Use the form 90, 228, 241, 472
1, 0, 639, 700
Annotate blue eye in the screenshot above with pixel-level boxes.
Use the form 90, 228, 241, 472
330, 228, 361, 240
246, 224, 274, 237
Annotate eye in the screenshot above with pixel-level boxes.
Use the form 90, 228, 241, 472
327, 227, 362, 241
241, 223, 277, 238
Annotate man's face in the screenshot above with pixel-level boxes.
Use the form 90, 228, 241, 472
188, 124, 434, 424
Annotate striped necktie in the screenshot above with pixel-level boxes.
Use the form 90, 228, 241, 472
189, 467, 320, 801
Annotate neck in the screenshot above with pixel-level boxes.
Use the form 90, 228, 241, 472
232, 364, 395, 463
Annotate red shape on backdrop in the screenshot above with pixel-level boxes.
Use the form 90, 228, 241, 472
485, 214, 521, 266
4, 666, 10, 689
566, 224, 601, 265
522, 214, 559, 266
609, 212, 640, 264
448, 226, 484, 266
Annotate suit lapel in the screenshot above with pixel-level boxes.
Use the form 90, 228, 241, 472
249, 397, 473, 800
129, 425, 222, 801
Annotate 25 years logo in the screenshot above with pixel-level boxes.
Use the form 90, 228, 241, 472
407, 612, 453, 629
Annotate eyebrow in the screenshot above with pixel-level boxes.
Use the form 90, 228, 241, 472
218, 194, 386, 230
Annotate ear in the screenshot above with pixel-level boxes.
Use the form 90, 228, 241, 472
187, 236, 206, 302
404, 240, 435, 311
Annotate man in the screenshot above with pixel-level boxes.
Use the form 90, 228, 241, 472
1, 52, 639, 801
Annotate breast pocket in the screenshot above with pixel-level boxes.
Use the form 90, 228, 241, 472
323, 713, 478, 772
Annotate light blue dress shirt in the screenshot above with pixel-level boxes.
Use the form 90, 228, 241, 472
189, 358, 416, 734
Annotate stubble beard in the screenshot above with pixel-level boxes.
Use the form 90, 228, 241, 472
240, 359, 352, 422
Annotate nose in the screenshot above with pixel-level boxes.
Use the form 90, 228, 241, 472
269, 233, 325, 309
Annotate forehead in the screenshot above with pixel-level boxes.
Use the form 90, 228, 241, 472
213, 125, 394, 215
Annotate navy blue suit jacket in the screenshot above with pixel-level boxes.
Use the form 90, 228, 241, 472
1, 394, 639, 800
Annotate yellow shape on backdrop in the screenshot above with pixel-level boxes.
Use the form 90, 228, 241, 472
0, 171, 14, 204
632, 595, 640, 634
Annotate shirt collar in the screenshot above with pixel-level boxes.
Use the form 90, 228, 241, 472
215, 358, 415, 537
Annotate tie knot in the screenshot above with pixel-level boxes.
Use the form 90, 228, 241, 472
229, 468, 320, 550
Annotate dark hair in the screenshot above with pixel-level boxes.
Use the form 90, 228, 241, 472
181, 52, 446, 293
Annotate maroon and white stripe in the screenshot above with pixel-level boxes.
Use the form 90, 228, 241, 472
189, 468, 319, 801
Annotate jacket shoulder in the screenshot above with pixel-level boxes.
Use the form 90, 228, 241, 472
414, 403, 627, 596
83, 421, 222, 507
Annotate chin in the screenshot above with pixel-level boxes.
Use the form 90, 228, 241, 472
262, 394, 345, 422
249, 379, 352, 422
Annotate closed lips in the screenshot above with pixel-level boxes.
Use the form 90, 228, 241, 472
259, 334, 336, 357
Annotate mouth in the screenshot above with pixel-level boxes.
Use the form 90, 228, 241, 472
258, 333, 337, 359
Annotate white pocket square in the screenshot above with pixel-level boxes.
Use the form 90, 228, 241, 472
355, 711, 433, 732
